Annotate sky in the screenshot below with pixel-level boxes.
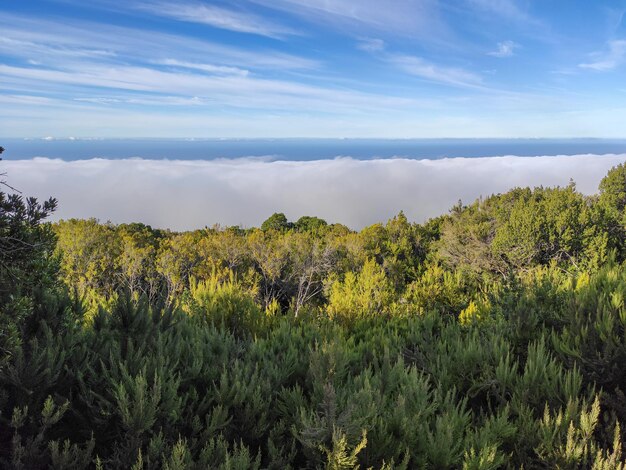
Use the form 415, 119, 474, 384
2, 0, 626, 138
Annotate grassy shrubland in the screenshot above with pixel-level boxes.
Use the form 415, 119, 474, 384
3, 162, 626, 468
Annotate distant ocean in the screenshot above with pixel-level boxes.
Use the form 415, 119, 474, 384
3, 138, 626, 161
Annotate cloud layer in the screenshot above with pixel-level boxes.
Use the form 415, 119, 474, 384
4, 155, 625, 231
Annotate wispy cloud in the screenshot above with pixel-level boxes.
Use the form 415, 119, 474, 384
463, 0, 559, 44
156, 59, 249, 77
466, 0, 531, 22
0, 36, 116, 60
1, 3, 620, 138
0, 63, 431, 114
250, 0, 450, 41
73, 96, 212, 106
134, 1, 296, 38
579, 40, 626, 71
0, 14, 320, 71
389, 55, 483, 88
488, 40, 519, 58
606, 7, 626, 36
0, 94, 57, 106
357, 38, 385, 53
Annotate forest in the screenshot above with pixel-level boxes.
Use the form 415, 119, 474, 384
3, 150, 626, 468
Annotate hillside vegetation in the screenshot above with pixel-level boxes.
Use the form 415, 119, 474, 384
3, 161, 626, 468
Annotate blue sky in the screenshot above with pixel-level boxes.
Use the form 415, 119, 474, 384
2, 0, 626, 138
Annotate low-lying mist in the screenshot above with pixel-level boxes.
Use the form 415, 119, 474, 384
7, 154, 625, 230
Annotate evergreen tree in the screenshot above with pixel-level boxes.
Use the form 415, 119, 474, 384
0, 145, 58, 304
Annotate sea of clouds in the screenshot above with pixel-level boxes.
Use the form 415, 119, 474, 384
5, 154, 626, 231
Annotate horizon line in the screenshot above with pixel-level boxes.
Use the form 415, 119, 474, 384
4, 136, 626, 141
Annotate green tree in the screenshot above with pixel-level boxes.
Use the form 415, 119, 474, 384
326, 258, 395, 320
294, 216, 328, 233
285, 231, 337, 314
0, 145, 59, 372
247, 228, 291, 307
382, 211, 425, 289
599, 163, 626, 216
116, 223, 162, 302
437, 197, 504, 277
54, 219, 120, 298
207, 227, 251, 272
156, 230, 211, 300
0, 146, 58, 303
261, 212, 292, 232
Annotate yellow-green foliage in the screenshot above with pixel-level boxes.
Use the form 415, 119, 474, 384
3, 265, 626, 468
403, 262, 472, 315
54, 218, 121, 296
326, 258, 395, 320
9, 167, 626, 468
184, 269, 265, 335
459, 299, 491, 326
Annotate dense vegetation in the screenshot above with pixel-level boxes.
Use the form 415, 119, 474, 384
3, 153, 626, 468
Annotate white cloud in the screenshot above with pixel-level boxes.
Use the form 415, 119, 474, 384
0, 36, 116, 59
250, 0, 449, 41
464, 0, 549, 40
134, 1, 296, 38
0, 63, 431, 114
4, 155, 624, 231
2, 91, 618, 138
357, 38, 385, 53
0, 13, 319, 71
579, 40, 626, 71
389, 55, 483, 88
466, 0, 530, 22
156, 59, 250, 77
0, 94, 57, 106
488, 40, 518, 58
73, 96, 212, 106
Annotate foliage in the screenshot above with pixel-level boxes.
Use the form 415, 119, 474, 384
5, 162, 626, 467
599, 163, 626, 217
0, 146, 59, 373
325, 258, 395, 321
261, 213, 291, 232
0, 193, 58, 304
